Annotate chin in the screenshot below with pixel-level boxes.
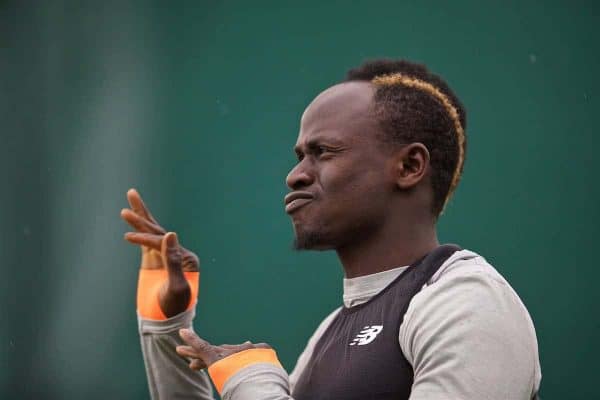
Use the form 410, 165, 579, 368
292, 230, 334, 251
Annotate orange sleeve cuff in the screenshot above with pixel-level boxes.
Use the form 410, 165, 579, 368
136, 269, 199, 320
208, 348, 283, 394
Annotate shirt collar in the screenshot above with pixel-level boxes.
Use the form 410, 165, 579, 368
342, 266, 409, 308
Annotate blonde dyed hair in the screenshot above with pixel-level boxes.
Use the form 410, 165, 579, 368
372, 73, 465, 213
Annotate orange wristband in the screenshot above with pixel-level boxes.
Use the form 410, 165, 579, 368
208, 348, 283, 394
137, 269, 199, 320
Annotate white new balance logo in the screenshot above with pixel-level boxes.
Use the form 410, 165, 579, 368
349, 325, 383, 346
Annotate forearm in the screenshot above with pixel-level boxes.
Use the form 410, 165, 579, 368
205, 308, 341, 400
139, 309, 214, 400
220, 365, 292, 400
208, 349, 293, 400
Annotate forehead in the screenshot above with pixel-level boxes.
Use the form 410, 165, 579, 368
297, 81, 378, 146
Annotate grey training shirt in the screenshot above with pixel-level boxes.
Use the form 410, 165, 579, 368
138, 249, 542, 399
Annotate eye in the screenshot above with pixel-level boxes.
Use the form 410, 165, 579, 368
295, 151, 304, 162
315, 146, 331, 157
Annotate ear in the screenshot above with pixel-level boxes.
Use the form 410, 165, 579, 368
390, 143, 430, 189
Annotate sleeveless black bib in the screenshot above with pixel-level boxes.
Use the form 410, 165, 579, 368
292, 244, 461, 400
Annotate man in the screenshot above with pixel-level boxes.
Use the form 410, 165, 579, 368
122, 59, 541, 399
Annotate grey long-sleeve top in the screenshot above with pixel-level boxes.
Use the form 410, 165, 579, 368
138, 249, 542, 399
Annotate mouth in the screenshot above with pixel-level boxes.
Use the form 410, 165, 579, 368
284, 191, 314, 214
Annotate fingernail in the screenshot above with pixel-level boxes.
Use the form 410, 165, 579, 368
167, 232, 179, 246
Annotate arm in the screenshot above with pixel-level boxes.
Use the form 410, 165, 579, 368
399, 263, 541, 400
139, 309, 214, 399
124, 189, 335, 400
175, 307, 342, 400
122, 188, 215, 400
177, 330, 293, 400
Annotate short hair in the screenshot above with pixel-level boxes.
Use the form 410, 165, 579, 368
345, 59, 467, 216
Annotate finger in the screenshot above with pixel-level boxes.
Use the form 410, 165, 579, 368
124, 232, 163, 250
190, 359, 206, 370
181, 249, 200, 272
121, 208, 163, 234
179, 330, 221, 366
176, 345, 201, 358
236, 342, 255, 351
126, 188, 147, 217
220, 343, 250, 349
162, 232, 184, 277
219, 342, 271, 350
179, 329, 214, 354
127, 188, 161, 226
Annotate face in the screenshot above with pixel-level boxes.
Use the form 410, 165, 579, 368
285, 82, 394, 250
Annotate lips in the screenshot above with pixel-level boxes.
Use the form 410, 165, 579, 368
284, 191, 314, 214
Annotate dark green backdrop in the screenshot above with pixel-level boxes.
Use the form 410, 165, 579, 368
2, 1, 599, 398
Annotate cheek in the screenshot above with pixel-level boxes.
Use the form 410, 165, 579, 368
319, 159, 362, 190
320, 162, 389, 208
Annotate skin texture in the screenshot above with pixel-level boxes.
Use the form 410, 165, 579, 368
125, 81, 441, 369
287, 81, 439, 278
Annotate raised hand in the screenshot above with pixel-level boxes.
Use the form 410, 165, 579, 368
121, 188, 199, 318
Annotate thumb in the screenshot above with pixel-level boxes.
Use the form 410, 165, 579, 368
161, 232, 184, 278
158, 232, 191, 318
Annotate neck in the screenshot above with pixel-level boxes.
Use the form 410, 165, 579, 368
336, 211, 439, 279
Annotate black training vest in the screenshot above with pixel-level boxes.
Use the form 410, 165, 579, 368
293, 244, 462, 400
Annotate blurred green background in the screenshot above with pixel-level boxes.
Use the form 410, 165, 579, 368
2, 1, 599, 398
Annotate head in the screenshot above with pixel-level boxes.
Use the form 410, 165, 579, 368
285, 59, 467, 250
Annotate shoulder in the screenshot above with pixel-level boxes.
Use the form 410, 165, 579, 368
399, 249, 541, 397
428, 249, 509, 286
415, 250, 535, 327
420, 250, 536, 333
402, 249, 538, 350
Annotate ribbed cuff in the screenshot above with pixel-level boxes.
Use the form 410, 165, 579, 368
136, 269, 199, 320
208, 348, 283, 394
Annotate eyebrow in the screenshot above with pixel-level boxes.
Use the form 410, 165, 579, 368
294, 135, 345, 153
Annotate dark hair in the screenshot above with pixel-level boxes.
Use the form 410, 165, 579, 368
345, 59, 467, 216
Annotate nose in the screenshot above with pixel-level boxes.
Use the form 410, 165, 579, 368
286, 162, 314, 190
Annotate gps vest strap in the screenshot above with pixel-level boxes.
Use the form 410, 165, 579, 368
292, 244, 462, 400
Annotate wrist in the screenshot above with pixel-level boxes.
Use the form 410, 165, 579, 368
137, 269, 199, 320
208, 348, 283, 394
